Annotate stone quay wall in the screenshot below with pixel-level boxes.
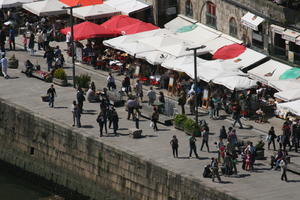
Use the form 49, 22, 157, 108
0, 98, 237, 200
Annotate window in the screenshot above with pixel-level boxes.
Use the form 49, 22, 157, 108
206, 2, 216, 28
185, 0, 193, 17
229, 18, 237, 37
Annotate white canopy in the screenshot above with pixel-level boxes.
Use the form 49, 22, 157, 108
225, 48, 267, 70
119, 41, 155, 56
135, 51, 173, 65
203, 36, 240, 54
277, 100, 300, 116
275, 89, 300, 102
161, 56, 206, 71
268, 80, 300, 91
164, 15, 196, 32
103, 29, 170, 50
248, 59, 292, 84
241, 12, 265, 31
22, 0, 67, 16
213, 75, 257, 91
105, 0, 150, 15
0, 0, 34, 8
71, 4, 120, 20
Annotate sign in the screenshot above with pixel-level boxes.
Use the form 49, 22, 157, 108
76, 47, 82, 62
166, 7, 177, 15
134, 66, 140, 77
271, 24, 285, 34
252, 32, 263, 42
168, 77, 174, 87
203, 89, 209, 99
288, 51, 294, 63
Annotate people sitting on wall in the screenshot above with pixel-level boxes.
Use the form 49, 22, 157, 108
86, 88, 100, 103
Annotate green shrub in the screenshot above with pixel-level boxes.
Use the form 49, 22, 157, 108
75, 74, 91, 88
255, 140, 265, 150
174, 114, 187, 126
183, 118, 201, 136
53, 68, 67, 80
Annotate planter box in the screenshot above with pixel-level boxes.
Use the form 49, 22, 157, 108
255, 149, 265, 160
184, 128, 201, 137
174, 123, 184, 130
53, 78, 67, 87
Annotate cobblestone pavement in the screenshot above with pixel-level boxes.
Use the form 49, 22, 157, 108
1, 40, 300, 200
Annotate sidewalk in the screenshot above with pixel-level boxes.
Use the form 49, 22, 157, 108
14, 35, 285, 136
2, 42, 300, 200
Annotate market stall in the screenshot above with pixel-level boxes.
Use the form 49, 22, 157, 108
0, 0, 34, 8
105, 0, 150, 15
22, 0, 67, 16
70, 4, 120, 20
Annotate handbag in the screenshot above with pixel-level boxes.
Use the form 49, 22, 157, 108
149, 122, 154, 128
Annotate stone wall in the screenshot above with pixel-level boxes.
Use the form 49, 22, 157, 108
0, 98, 238, 200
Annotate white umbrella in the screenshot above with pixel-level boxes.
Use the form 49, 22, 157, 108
71, 4, 120, 20
136, 51, 173, 65
274, 89, 300, 102
268, 80, 300, 91
277, 100, 300, 116
22, 0, 67, 16
0, 0, 35, 8
161, 56, 206, 71
213, 75, 257, 91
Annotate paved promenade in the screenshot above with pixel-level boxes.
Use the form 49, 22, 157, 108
1, 44, 300, 200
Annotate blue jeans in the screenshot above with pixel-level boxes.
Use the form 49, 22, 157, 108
49, 96, 54, 107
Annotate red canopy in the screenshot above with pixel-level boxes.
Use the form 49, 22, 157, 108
212, 44, 246, 60
100, 15, 159, 35
59, 0, 103, 7
119, 22, 158, 35
60, 21, 118, 41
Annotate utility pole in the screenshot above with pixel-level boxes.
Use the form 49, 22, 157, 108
186, 45, 206, 124
62, 4, 81, 88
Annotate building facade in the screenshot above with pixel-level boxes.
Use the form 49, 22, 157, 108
178, 0, 300, 66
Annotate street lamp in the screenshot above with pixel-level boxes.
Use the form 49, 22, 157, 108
62, 4, 81, 88
186, 45, 206, 124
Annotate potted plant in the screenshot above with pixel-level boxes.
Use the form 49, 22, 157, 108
75, 74, 91, 91
8, 54, 19, 69
174, 114, 187, 130
53, 68, 67, 86
183, 118, 201, 137
255, 140, 265, 160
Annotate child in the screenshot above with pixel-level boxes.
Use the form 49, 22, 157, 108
22, 34, 27, 51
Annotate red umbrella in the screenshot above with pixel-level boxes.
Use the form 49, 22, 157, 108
212, 44, 246, 60
100, 15, 141, 32
59, 0, 103, 7
60, 21, 119, 41
118, 21, 158, 35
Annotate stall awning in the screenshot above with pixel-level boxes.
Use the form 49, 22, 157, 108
59, 0, 103, 7
105, 0, 150, 15
275, 89, 300, 102
0, 0, 34, 8
164, 15, 196, 32
241, 12, 264, 31
71, 4, 121, 20
282, 29, 300, 42
277, 100, 300, 116
22, 0, 67, 16
268, 80, 300, 91
271, 24, 285, 34
248, 59, 292, 84
213, 75, 257, 91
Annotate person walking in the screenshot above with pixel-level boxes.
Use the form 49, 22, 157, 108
134, 80, 143, 102
107, 73, 116, 91
189, 134, 199, 158
187, 92, 195, 115
72, 101, 81, 127
44, 47, 54, 72
8, 27, 15, 51
36, 29, 43, 50
170, 135, 179, 158
133, 110, 140, 129
279, 158, 288, 182
147, 87, 156, 105
219, 126, 227, 141
22, 34, 28, 51
97, 111, 107, 137
111, 108, 119, 136
122, 76, 131, 95
47, 84, 56, 108
1, 54, 9, 79
151, 107, 159, 131
178, 91, 187, 114
76, 87, 85, 114
127, 97, 137, 120
0, 28, 6, 52
268, 126, 277, 150
28, 32, 35, 56
210, 157, 221, 182
200, 127, 210, 152
232, 102, 243, 129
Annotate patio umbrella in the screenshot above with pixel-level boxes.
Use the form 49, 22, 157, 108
100, 15, 141, 32
59, 0, 103, 7
0, 0, 34, 8
212, 44, 246, 60
119, 21, 158, 35
61, 21, 118, 40
279, 67, 300, 80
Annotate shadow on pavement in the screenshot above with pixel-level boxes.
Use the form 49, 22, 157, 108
81, 125, 94, 129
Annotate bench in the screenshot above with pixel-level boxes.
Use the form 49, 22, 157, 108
140, 101, 173, 126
